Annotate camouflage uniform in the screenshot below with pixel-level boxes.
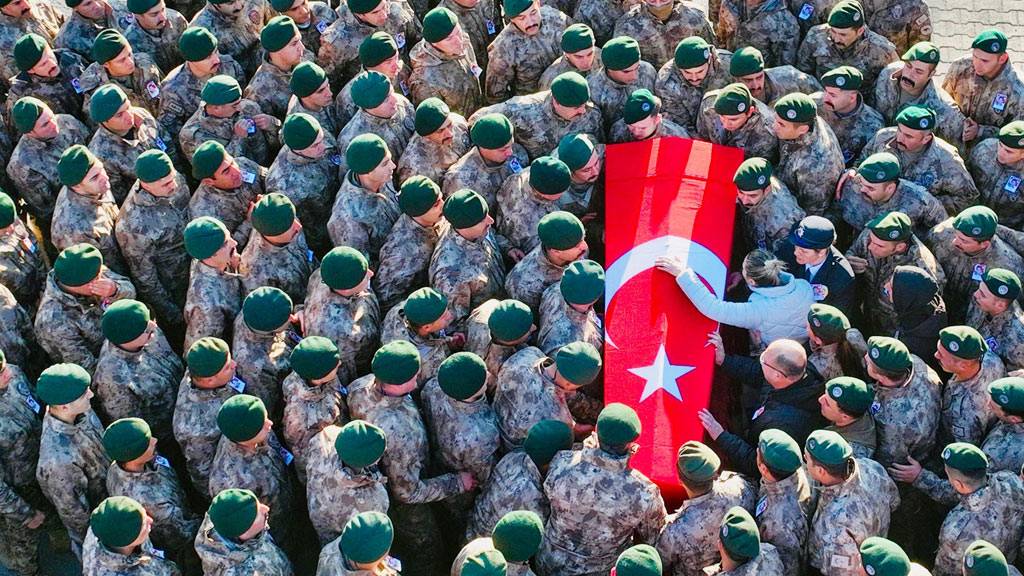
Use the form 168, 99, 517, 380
537, 283, 603, 355
656, 473, 757, 576
0, 365, 45, 576
484, 6, 568, 102
463, 299, 529, 387
244, 50, 316, 120
466, 450, 547, 540
573, 0, 632, 46
495, 172, 561, 254
36, 409, 110, 548
0, 218, 47, 308
838, 177, 947, 238
239, 231, 316, 305
189, 157, 267, 249
796, 25, 899, 99
873, 60, 965, 148
537, 445, 667, 576
861, 0, 931, 54
380, 302, 453, 384
280, 371, 347, 482
87, 109, 167, 203
942, 55, 1024, 143
327, 174, 401, 268
50, 186, 126, 274
811, 91, 885, 164
538, 51, 605, 90
81, 529, 181, 576
0, 287, 42, 378
751, 65, 822, 106
608, 115, 690, 142
940, 351, 1005, 447
34, 269, 136, 373
717, 0, 799, 67
655, 50, 733, 132
318, 1, 421, 87
5, 49, 87, 126
504, 246, 566, 313
335, 61, 412, 126
303, 424, 389, 545
78, 53, 165, 118
293, 2, 337, 54
472, 93, 604, 161
442, 142, 530, 208
315, 535, 399, 576
736, 177, 804, 253
588, 62, 658, 127
183, 260, 244, 352
827, 414, 877, 458
190, 1, 263, 74
422, 377, 500, 483
6, 114, 89, 223
806, 458, 900, 576
54, 7, 133, 62
967, 137, 1024, 229
613, 2, 715, 67
696, 92, 778, 160
439, 0, 500, 73
179, 98, 274, 167
966, 300, 1024, 373
755, 468, 812, 576
396, 112, 471, 185
231, 315, 296, 415
264, 148, 337, 253
0, 1, 63, 87
171, 375, 236, 497
123, 8, 187, 73
335, 97, 416, 176
157, 55, 247, 156
775, 116, 844, 215
375, 217, 449, 313
809, 327, 867, 380
408, 35, 484, 116
106, 458, 201, 559
303, 269, 382, 385
194, 514, 294, 576
429, 228, 508, 328
286, 96, 342, 150
701, 544, 785, 576
493, 346, 574, 450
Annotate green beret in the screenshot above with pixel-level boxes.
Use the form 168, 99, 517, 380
487, 299, 534, 343
0, 191, 15, 229
825, 376, 873, 416
414, 98, 450, 136
399, 176, 442, 217
939, 326, 987, 360
828, 0, 865, 28
201, 75, 242, 106
537, 210, 584, 250
54, 243, 103, 287
941, 442, 988, 472
601, 36, 641, 71
36, 363, 91, 406
90, 497, 145, 548
550, 72, 590, 107
859, 537, 911, 576
127, 0, 160, 13
623, 88, 659, 124
867, 336, 912, 373
998, 121, 1024, 149
217, 394, 268, 442
261, 16, 298, 52
530, 157, 572, 197
820, 65, 863, 91
503, 0, 531, 18
320, 246, 369, 291
560, 259, 604, 305
983, 268, 1022, 301
14, 34, 47, 72
471, 114, 514, 149
964, 540, 1009, 576
423, 7, 457, 43
719, 507, 760, 561
867, 211, 912, 242
492, 511, 544, 563
462, 550, 507, 576
192, 140, 228, 180
101, 299, 151, 344
89, 83, 129, 124
92, 28, 128, 64
674, 36, 712, 70
372, 340, 420, 385
615, 545, 662, 576
733, 157, 772, 191
290, 61, 327, 98
973, 29, 1008, 54
676, 440, 720, 482
902, 41, 940, 64
341, 511, 393, 563
807, 303, 850, 342
988, 377, 1024, 415
179, 27, 218, 62
773, 92, 816, 124
858, 152, 901, 183
757, 429, 801, 473
242, 286, 293, 332
561, 23, 595, 53
404, 287, 448, 326
522, 419, 573, 467
186, 337, 231, 378
597, 403, 641, 446
437, 352, 487, 400
444, 189, 489, 229
729, 46, 764, 77
184, 216, 228, 260
804, 429, 852, 466
290, 336, 340, 381
58, 144, 99, 187
282, 112, 322, 151
895, 105, 936, 131
714, 83, 753, 116
557, 133, 596, 172
555, 341, 602, 386
270, 0, 297, 11
209, 489, 259, 539
348, 0, 384, 15
359, 32, 398, 67
103, 418, 152, 462
335, 420, 387, 468
11, 97, 44, 134
135, 149, 174, 184
351, 70, 391, 110
346, 133, 389, 175
953, 206, 998, 240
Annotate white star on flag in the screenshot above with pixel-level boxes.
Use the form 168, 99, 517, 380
629, 343, 695, 402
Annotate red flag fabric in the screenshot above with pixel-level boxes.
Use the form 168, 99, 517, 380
604, 137, 743, 503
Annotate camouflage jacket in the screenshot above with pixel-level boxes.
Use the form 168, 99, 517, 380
967, 137, 1024, 229
0, 219, 47, 307
826, 413, 877, 459
303, 270, 381, 385
317, 0, 421, 87
738, 177, 804, 253
106, 459, 200, 553
588, 63, 658, 127
495, 171, 561, 254
811, 92, 885, 165
749, 65, 822, 106
78, 53, 164, 118
472, 93, 604, 161
982, 421, 1024, 475
374, 216, 448, 313
484, 6, 567, 102
873, 60, 965, 148
940, 351, 1004, 447
50, 185, 126, 273
194, 515, 294, 576
190, 2, 263, 74
179, 98, 275, 167
184, 260, 244, 352
966, 300, 1024, 373
335, 60, 412, 127
467, 450, 547, 540
504, 245, 566, 312
439, 0, 500, 72
239, 230, 316, 305
696, 91, 778, 160
280, 371, 347, 481
839, 177, 947, 238
538, 52, 605, 90
157, 55, 247, 146
429, 227, 508, 328
123, 9, 187, 73
442, 143, 530, 209
861, 0, 931, 54
335, 99, 416, 176
327, 173, 401, 268
775, 116, 844, 215
537, 283, 603, 355
0, 288, 40, 374
189, 157, 267, 249
0, 2, 62, 84
408, 37, 484, 117
608, 115, 691, 142
613, 2, 715, 67
396, 113, 472, 185
808, 327, 867, 381
244, 50, 316, 120
87, 109, 168, 204
81, 530, 182, 576
54, 8, 133, 62
755, 469, 812, 576
573, 0, 636, 45
423, 377, 500, 483
701, 544, 785, 576
464, 299, 528, 387
380, 302, 452, 384
6, 114, 90, 222
293, 1, 338, 54
718, 0, 798, 67
286, 96, 342, 150
493, 346, 574, 450
5, 49, 87, 127
266, 146, 340, 253
796, 25, 899, 101
0, 366, 44, 522
171, 376, 236, 496
655, 50, 733, 132
943, 56, 1024, 143
231, 314, 296, 414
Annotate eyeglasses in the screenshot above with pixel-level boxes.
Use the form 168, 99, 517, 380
759, 352, 787, 378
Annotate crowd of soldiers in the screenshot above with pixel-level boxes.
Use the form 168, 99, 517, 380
0, 0, 1023, 573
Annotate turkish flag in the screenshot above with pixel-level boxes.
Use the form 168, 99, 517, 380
604, 137, 743, 504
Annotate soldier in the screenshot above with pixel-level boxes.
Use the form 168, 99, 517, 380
189, 0, 263, 75
317, 0, 421, 88
408, 7, 484, 116
496, 157, 572, 256
54, 0, 133, 62
803, 430, 900, 576
78, 29, 164, 118
484, 0, 566, 102
268, 0, 336, 57
0, 285, 42, 381
335, 32, 413, 127
239, 193, 315, 304
775, 215, 856, 313
462, 300, 533, 392
613, 546, 662, 576
967, 269, 1024, 373
194, 488, 294, 575
189, 140, 266, 249
967, 121, 1024, 229
773, 93, 844, 215
482, 511, 545, 576
380, 287, 458, 384
538, 404, 666, 575
231, 287, 297, 415
728, 45, 822, 106
874, 41, 964, 148
397, 98, 472, 185
0, 0, 63, 90
172, 337, 240, 497
961, 541, 1022, 576
302, 246, 382, 385
538, 259, 604, 355
179, 74, 277, 166
812, 65, 884, 164
588, 36, 658, 127
281, 336, 346, 482
612, 0, 713, 68
805, 304, 867, 381
942, 29, 1024, 147
245, 16, 313, 120
552, 134, 604, 259
7, 33, 87, 123
505, 210, 586, 312
819, 377, 877, 457
656, 36, 733, 132
717, 0, 798, 68
751, 429, 811, 576
182, 217, 244, 350
539, 24, 604, 89
122, 0, 187, 73
429, 189, 509, 327
655, 441, 756, 576
443, 113, 530, 209
731, 157, 804, 253
286, 61, 340, 148
609, 88, 690, 142
315, 511, 399, 576
704, 507, 785, 575
335, 71, 416, 176
304, 420, 389, 545
35, 244, 136, 372
856, 538, 916, 576
981, 377, 1024, 474
438, 0, 499, 74
696, 83, 778, 160
34, 363, 111, 554
0, 189, 47, 308
82, 496, 182, 575
934, 326, 1005, 447
837, 152, 947, 239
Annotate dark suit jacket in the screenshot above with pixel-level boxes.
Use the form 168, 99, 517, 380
777, 241, 857, 316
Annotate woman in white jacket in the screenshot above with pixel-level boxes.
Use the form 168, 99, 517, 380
656, 249, 814, 352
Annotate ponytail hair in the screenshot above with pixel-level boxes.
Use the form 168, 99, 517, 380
742, 249, 787, 288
